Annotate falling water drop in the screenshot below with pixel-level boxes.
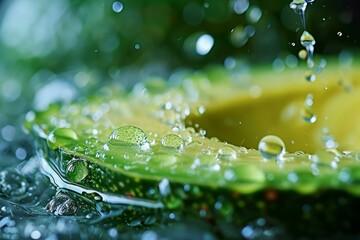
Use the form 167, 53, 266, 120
290, 0, 307, 14
290, 0, 307, 28
301, 107, 317, 123
300, 31, 315, 47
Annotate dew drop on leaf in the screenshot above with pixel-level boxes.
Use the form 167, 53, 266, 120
108, 125, 150, 150
258, 135, 285, 160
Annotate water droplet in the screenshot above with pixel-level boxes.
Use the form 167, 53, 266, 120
232, 0, 250, 15
30, 230, 42, 240
66, 158, 89, 183
197, 105, 206, 115
258, 135, 285, 160
224, 169, 236, 181
161, 134, 184, 150
290, 0, 307, 15
84, 192, 103, 202
45, 193, 77, 216
338, 169, 351, 183
305, 72, 316, 82
288, 172, 299, 183
15, 147, 27, 160
247, 6, 262, 23
108, 125, 150, 150
112, 1, 123, 13
199, 129, 207, 137
217, 147, 237, 160
134, 43, 141, 49
47, 128, 78, 150
298, 49, 307, 59
300, 31, 315, 48
322, 131, 338, 149
196, 34, 214, 55
304, 94, 314, 106
1, 125, 16, 142
306, 50, 315, 68
301, 107, 317, 123
337, 31, 342, 37
158, 178, 170, 196
108, 228, 119, 238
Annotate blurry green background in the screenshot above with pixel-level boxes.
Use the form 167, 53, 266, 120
0, 1, 359, 238
0, 0, 359, 164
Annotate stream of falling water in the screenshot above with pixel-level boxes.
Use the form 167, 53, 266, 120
290, 0, 319, 125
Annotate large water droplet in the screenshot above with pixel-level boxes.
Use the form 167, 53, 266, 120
258, 135, 285, 160
300, 31, 315, 48
195, 34, 214, 55
112, 1, 123, 13
47, 128, 78, 150
45, 193, 77, 216
66, 158, 89, 183
161, 134, 184, 150
108, 125, 150, 150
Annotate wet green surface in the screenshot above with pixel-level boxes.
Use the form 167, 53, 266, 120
2, 0, 360, 239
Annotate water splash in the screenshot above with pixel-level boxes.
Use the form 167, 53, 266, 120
39, 155, 164, 209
